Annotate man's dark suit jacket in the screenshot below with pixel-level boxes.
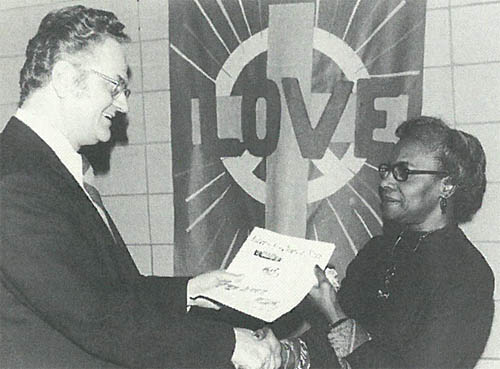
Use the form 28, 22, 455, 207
0, 117, 236, 368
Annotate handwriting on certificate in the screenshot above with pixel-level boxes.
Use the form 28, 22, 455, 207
251, 233, 327, 261
200, 227, 336, 322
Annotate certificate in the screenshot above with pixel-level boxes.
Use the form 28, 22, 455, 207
200, 227, 336, 322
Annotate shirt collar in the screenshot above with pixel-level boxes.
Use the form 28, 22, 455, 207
15, 108, 84, 187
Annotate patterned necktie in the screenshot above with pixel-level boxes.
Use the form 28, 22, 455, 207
82, 156, 104, 207
81, 155, 116, 242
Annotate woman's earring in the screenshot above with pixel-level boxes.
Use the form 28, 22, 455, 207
440, 196, 448, 214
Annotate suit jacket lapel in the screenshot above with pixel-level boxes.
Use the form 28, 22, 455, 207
4, 118, 113, 237
1, 117, 140, 279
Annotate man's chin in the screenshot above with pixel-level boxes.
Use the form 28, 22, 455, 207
96, 130, 112, 143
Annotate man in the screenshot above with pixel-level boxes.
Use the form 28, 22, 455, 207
0, 5, 281, 369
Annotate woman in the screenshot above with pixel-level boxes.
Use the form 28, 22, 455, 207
276, 116, 494, 369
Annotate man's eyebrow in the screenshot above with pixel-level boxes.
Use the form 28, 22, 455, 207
391, 160, 410, 167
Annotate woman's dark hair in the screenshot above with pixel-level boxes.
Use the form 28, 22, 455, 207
395, 116, 487, 223
19, 5, 130, 106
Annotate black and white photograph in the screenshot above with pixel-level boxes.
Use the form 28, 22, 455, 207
1, 0, 499, 368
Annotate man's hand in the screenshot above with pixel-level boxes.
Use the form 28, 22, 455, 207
308, 265, 346, 323
231, 327, 282, 369
187, 270, 241, 309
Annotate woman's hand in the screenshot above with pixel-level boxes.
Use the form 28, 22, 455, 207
308, 265, 347, 324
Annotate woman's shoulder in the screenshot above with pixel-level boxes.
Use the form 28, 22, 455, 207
348, 233, 394, 272
356, 234, 390, 257
421, 225, 494, 290
455, 227, 495, 285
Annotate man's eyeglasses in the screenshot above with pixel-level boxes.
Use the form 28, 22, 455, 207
90, 69, 130, 99
378, 162, 448, 182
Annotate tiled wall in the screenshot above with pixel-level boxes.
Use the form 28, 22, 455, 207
424, 0, 500, 367
0, 0, 174, 277
1, 0, 499, 365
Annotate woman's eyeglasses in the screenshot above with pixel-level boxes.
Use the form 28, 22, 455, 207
90, 69, 131, 99
378, 162, 448, 182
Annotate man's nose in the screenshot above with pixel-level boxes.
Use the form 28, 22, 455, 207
113, 92, 129, 114
380, 170, 397, 187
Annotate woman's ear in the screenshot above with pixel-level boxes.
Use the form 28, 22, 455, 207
441, 176, 456, 199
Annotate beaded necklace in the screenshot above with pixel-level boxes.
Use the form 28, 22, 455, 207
376, 227, 440, 300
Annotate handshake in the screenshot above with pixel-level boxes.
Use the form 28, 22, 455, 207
188, 271, 283, 369
232, 327, 282, 369
188, 268, 329, 369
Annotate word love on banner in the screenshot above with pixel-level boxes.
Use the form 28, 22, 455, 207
170, 0, 426, 277
191, 75, 416, 161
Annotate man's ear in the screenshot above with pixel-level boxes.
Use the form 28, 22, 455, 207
441, 176, 456, 199
51, 60, 78, 98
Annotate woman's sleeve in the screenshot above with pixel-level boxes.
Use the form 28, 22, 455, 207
279, 328, 341, 369
327, 319, 371, 363
336, 237, 383, 322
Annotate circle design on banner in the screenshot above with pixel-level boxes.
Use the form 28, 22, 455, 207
217, 28, 369, 204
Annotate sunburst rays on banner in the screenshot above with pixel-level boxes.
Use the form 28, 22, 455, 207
169, 0, 426, 278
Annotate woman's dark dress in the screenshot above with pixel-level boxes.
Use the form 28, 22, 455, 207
338, 224, 494, 369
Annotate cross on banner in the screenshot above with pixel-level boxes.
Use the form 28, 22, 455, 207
169, 0, 426, 279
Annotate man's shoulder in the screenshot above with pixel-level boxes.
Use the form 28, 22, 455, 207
1, 116, 39, 147
1, 116, 31, 157
1, 117, 57, 176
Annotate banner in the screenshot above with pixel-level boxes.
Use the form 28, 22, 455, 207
169, 0, 426, 278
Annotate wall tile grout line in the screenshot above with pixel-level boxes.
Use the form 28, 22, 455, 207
102, 193, 174, 198
140, 37, 169, 43
447, 0, 457, 127
0, 0, 73, 12
456, 120, 500, 126
423, 60, 500, 70
128, 243, 175, 247
450, 1, 500, 10
135, 0, 155, 275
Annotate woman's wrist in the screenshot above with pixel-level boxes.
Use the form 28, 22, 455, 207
329, 317, 349, 330
326, 301, 347, 324
280, 340, 292, 369
279, 338, 311, 369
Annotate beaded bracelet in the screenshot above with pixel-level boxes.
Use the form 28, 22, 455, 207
280, 338, 310, 369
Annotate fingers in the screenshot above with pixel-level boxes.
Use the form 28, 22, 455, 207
314, 264, 328, 284
253, 327, 281, 369
253, 327, 268, 340
214, 269, 242, 278
261, 346, 278, 369
262, 355, 273, 369
188, 295, 222, 310
232, 328, 280, 369
188, 270, 243, 301
327, 331, 335, 345
265, 328, 282, 368
215, 270, 244, 285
